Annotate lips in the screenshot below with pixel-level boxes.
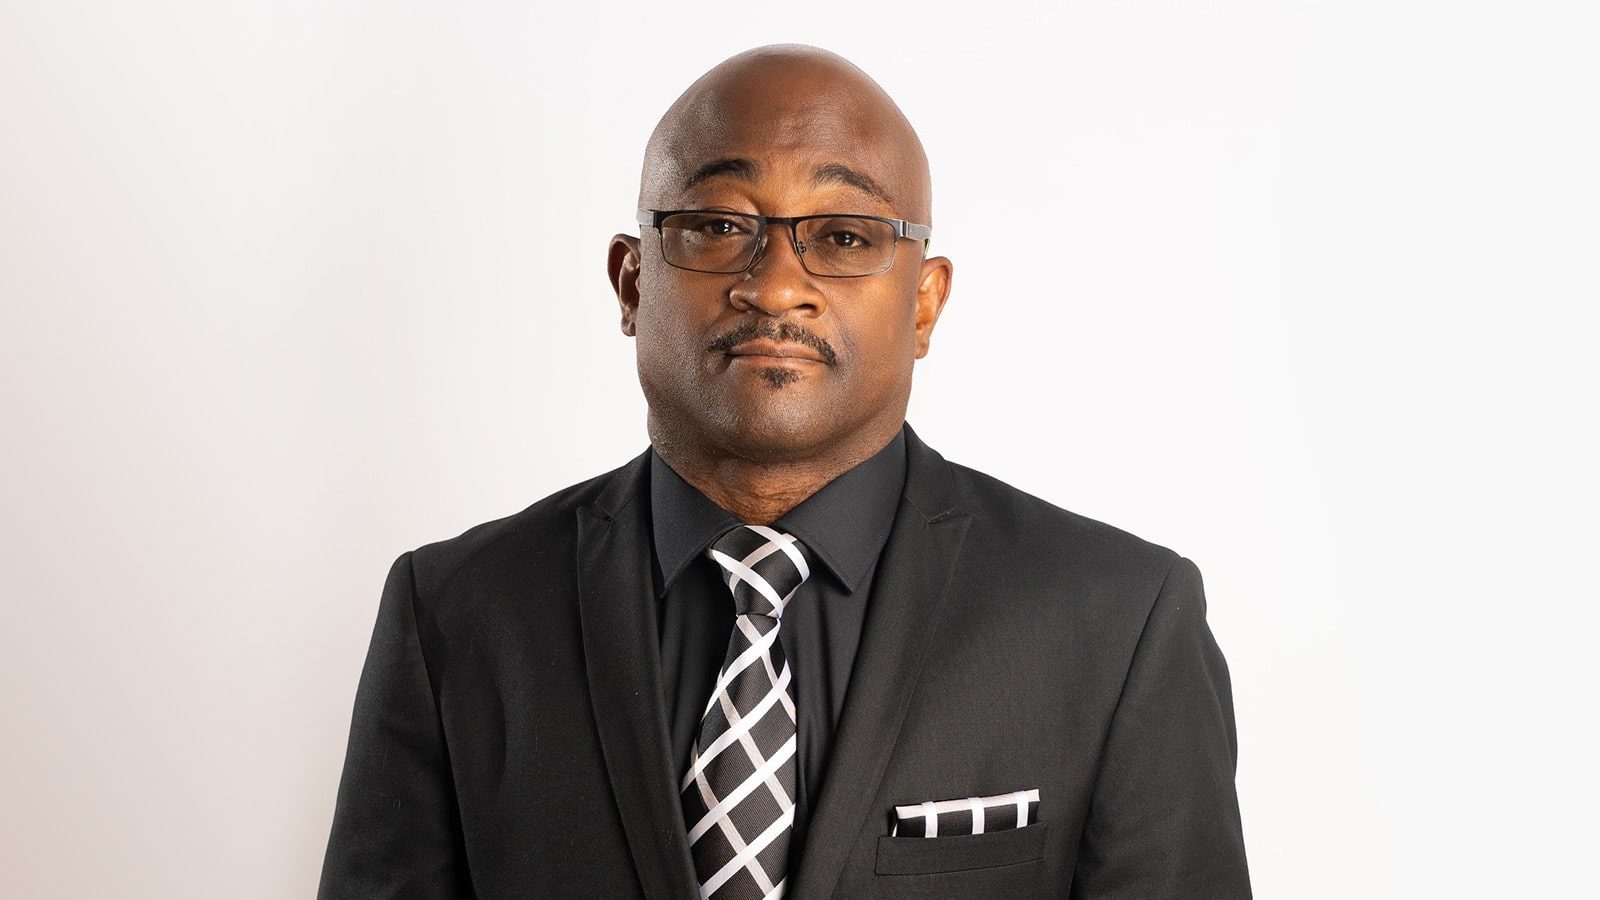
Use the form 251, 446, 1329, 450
706, 320, 839, 366
724, 339, 828, 364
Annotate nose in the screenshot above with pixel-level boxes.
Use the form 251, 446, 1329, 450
727, 223, 826, 318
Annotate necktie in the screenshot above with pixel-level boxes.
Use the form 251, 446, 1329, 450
681, 524, 811, 899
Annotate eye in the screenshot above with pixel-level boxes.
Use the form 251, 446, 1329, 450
674, 213, 754, 238
823, 228, 870, 248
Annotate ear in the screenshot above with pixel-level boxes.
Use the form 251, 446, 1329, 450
608, 234, 642, 336
912, 254, 953, 359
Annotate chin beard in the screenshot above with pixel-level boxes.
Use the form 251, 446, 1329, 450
755, 366, 803, 389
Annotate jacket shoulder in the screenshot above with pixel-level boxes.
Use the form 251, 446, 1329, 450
946, 460, 1182, 579
404, 456, 638, 599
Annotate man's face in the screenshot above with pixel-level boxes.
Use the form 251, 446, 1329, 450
610, 72, 952, 463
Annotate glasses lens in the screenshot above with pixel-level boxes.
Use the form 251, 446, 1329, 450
659, 212, 761, 273
797, 216, 898, 276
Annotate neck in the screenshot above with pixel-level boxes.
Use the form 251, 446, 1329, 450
650, 417, 903, 525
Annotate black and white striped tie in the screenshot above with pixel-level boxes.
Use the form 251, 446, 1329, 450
681, 524, 811, 900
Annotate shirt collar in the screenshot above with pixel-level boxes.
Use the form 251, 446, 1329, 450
649, 453, 738, 594
648, 426, 907, 596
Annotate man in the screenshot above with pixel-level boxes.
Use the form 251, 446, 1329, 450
320, 45, 1249, 899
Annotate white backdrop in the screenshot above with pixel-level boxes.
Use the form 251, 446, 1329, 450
2, 2, 1596, 896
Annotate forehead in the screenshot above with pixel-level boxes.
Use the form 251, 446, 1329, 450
644, 86, 920, 213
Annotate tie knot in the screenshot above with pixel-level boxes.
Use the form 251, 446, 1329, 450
707, 524, 812, 619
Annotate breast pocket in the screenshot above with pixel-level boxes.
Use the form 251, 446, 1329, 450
874, 821, 1048, 876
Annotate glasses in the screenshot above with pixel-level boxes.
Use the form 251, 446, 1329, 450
636, 208, 932, 278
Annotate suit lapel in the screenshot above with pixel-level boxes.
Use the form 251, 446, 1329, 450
576, 452, 699, 900
790, 426, 971, 900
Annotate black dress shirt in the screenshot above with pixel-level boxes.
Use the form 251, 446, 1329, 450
650, 427, 906, 873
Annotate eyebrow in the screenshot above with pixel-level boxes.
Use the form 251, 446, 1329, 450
683, 158, 756, 190
812, 163, 895, 206
680, 158, 896, 206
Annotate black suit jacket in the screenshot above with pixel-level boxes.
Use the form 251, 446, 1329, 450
319, 426, 1250, 898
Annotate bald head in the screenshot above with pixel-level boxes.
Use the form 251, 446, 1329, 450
610, 45, 954, 483
640, 45, 933, 224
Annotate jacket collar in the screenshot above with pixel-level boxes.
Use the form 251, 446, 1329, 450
789, 423, 970, 899
577, 447, 697, 898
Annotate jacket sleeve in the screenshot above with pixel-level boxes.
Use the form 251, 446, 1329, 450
1070, 556, 1251, 899
319, 551, 473, 898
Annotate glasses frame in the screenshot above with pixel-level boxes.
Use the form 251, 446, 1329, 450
636, 208, 932, 278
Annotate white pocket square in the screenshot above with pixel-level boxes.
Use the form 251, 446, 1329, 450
890, 788, 1040, 837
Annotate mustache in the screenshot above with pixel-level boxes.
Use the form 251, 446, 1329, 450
706, 320, 839, 366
